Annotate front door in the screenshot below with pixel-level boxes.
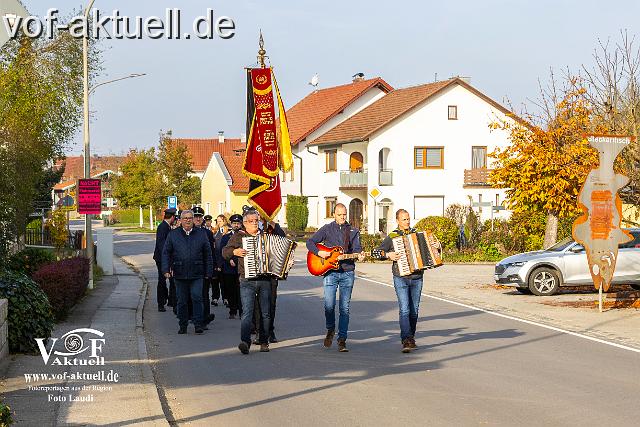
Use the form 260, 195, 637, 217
349, 198, 363, 230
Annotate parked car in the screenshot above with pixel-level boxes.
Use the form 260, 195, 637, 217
494, 228, 640, 296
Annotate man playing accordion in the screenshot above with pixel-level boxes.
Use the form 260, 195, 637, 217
376, 209, 424, 353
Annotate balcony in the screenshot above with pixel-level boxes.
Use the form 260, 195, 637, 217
340, 169, 368, 190
464, 168, 493, 187
379, 169, 393, 186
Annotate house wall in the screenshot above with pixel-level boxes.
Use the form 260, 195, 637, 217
279, 86, 388, 227
362, 84, 515, 233
201, 161, 230, 215
230, 192, 249, 215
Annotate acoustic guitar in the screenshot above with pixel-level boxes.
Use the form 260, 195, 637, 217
307, 243, 383, 276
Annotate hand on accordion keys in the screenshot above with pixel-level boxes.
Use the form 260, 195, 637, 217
385, 251, 400, 262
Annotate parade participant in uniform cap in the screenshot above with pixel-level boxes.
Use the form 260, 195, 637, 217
173, 210, 182, 229
212, 214, 230, 307
161, 209, 213, 334
219, 214, 241, 318
153, 208, 176, 312
193, 206, 216, 328
204, 214, 213, 230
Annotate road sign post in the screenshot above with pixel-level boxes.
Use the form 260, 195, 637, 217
168, 196, 177, 209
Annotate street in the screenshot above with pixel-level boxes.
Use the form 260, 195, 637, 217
114, 231, 640, 426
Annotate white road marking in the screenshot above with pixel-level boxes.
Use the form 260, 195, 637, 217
356, 275, 640, 354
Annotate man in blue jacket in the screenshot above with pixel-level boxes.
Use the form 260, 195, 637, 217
306, 203, 363, 352
161, 209, 214, 334
153, 208, 176, 312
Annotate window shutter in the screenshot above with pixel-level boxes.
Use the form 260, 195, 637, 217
415, 149, 424, 168
426, 148, 442, 167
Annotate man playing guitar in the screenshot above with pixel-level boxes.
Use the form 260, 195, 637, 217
306, 203, 364, 352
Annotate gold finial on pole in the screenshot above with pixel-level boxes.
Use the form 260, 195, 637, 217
257, 30, 267, 68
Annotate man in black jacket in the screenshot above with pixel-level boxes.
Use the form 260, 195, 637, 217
161, 209, 214, 334
193, 206, 216, 327
153, 208, 176, 312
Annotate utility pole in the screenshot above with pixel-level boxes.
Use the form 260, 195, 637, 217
83, 0, 96, 290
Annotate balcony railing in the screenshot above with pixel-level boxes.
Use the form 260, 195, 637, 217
464, 168, 493, 187
340, 169, 368, 189
379, 169, 393, 186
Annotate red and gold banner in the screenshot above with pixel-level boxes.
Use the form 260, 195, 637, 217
242, 66, 292, 220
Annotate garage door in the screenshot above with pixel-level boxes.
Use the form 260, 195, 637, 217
414, 196, 445, 220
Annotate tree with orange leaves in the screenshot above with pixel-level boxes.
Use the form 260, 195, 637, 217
490, 80, 603, 248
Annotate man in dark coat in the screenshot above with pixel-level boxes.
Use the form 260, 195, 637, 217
218, 214, 242, 319
161, 209, 214, 334
153, 208, 176, 312
193, 206, 216, 327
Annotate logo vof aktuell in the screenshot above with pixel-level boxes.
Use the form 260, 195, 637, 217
35, 328, 105, 366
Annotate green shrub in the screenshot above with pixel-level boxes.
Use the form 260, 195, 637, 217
414, 216, 458, 250
464, 210, 482, 248
286, 195, 309, 232
112, 208, 150, 225
5, 248, 55, 277
360, 233, 383, 261
26, 219, 42, 231
0, 271, 54, 353
0, 400, 12, 426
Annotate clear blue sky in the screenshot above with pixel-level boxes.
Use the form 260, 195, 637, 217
23, 0, 640, 155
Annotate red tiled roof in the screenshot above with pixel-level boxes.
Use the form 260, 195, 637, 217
171, 138, 245, 172
54, 156, 125, 180
53, 179, 76, 191
311, 78, 522, 146
286, 77, 393, 146
219, 150, 250, 192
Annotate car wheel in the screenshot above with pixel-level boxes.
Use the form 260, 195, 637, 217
630, 284, 640, 291
528, 267, 560, 296
515, 286, 531, 294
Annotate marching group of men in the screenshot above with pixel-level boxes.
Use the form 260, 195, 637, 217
154, 202, 425, 355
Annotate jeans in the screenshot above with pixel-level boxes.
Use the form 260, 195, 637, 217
323, 270, 354, 340
240, 279, 271, 345
254, 278, 278, 336
392, 276, 423, 340
176, 278, 204, 329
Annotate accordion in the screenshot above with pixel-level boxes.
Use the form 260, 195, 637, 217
242, 234, 297, 279
392, 231, 443, 276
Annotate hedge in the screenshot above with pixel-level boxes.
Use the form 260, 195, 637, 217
414, 216, 458, 250
32, 257, 90, 320
286, 195, 309, 232
0, 270, 54, 353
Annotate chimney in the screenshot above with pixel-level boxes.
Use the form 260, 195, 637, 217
352, 72, 365, 82
218, 131, 225, 143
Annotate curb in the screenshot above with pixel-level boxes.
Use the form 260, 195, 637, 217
117, 256, 169, 424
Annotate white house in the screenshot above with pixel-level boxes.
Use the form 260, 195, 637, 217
278, 76, 393, 226
306, 77, 519, 234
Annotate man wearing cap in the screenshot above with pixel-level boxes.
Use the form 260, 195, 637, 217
153, 208, 176, 312
203, 214, 213, 230
218, 214, 242, 319
193, 206, 216, 327
162, 209, 213, 334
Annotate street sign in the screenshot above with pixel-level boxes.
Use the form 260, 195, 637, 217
0, 0, 29, 49
168, 196, 177, 209
492, 206, 505, 211
77, 179, 102, 215
369, 188, 381, 200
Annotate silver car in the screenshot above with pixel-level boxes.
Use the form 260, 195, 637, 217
494, 228, 640, 295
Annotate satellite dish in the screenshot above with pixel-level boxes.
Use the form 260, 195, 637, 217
308, 73, 319, 88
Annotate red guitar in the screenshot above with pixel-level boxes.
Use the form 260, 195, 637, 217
307, 243, 382, 276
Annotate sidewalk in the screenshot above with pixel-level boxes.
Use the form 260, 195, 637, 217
0, 258, 166, 426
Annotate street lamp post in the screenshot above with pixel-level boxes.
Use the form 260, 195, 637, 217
82, 0, 145, 289
83, 0, 96, 289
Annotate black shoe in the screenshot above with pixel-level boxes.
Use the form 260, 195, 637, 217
269, 333, 278, 343
203, 325, 209, 330
195, 327, 204, 334
158, 306, 166, 312
238, 341, 250, 354
212, 299, 219, 306
178, 326, 187, 334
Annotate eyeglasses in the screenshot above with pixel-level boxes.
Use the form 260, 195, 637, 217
244, 219, 259, 224
182, 217, 194, 220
